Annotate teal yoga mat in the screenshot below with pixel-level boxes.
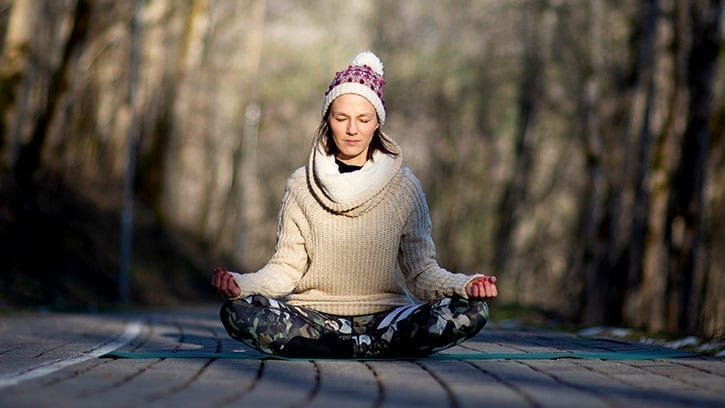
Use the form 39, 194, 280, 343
103, 349, 695, 361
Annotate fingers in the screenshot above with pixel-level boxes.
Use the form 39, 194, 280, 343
211, 267, 223, 289
468, 275, 498, 299
220, 272, 233, 297
222, 273, 235, 295
467, 280, 482, 298
484, 278, 497, 298
211, 267, 241, 298
487, 281, 498, 298
217, 270, 229, 294
480, 275, 497, 298
226, 273, 241, 298
466, 282, 477, 298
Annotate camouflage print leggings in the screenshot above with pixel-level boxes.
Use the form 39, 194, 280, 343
220, 295, 489, 358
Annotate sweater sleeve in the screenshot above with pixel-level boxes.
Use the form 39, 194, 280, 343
397, 172, 481, 301
229, 174, 309, 299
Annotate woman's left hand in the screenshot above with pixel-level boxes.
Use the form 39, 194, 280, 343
466, 275, 498, 299
211, 267, 241, 299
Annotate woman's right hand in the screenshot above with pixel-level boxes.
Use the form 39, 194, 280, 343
211, 267, 241, 299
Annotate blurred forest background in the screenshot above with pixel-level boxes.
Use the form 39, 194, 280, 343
0, 0, 722, 338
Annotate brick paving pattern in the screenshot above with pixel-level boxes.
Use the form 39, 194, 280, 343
1, 307, 723, 407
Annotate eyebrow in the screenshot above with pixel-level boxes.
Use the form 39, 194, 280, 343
331, 111, 375, 117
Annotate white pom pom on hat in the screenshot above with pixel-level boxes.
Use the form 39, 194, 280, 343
322, 51, 387, 124
350, 51, 384, 76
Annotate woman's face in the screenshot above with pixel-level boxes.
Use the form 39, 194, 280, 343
328, 94, 379, 166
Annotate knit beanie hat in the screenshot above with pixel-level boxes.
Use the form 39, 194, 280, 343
322, 51, 386, 125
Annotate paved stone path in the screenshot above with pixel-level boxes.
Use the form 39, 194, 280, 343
0, 306, 723, 407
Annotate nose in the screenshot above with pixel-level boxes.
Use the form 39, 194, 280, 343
346, 120, 358, 135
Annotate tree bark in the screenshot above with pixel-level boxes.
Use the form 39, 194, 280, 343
574, 0, 610, 325
613, 0, 661, 330
636, 0, 689, 334
13, 0, 91, 188
1, 0, 38, 166
666, 0, 721, 334
494, 3, 543, 287
630, 0, 662, 329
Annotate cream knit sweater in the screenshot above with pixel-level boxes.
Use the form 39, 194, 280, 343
230, 135, 480, 316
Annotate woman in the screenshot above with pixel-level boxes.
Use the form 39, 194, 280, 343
212, 51, 497, 358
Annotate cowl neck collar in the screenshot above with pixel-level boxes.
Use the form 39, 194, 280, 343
307, 134, 402, 217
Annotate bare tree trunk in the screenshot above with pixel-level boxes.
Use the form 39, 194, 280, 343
0, 0, 37, 167
228, 0, 266, 269
119, 0, 142, 304
13, 0, 91, 188
234, 102, 261, 267
494, 3, 543, 289
640, 0, 689, 333
195, 0, 222, 246
615, 0, 661, 330
702, 98, 724, 337
160, 0, 218, 244
630, 3, 661, 329
573, 0, 609, 325
666, 0, 721, 334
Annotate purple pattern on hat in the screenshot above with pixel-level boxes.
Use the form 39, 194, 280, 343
324, 65, 386, 107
